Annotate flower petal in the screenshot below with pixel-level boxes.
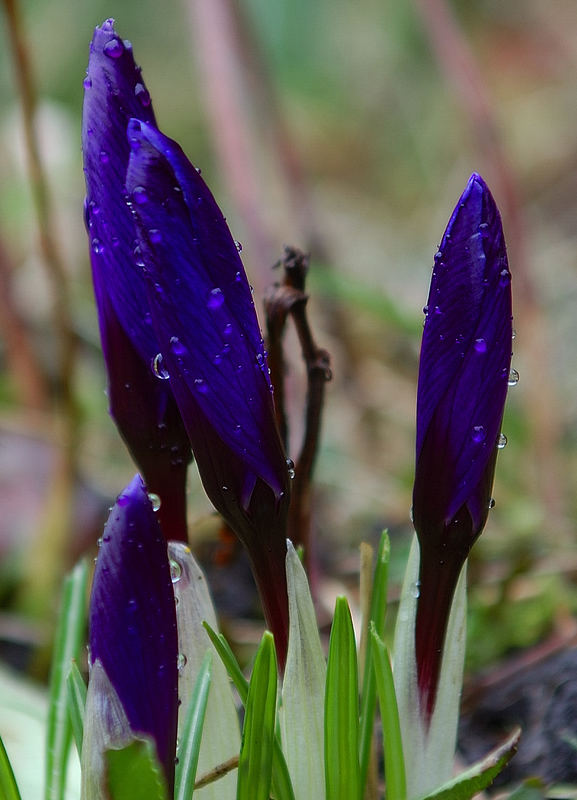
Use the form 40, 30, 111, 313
124, 119, 289, 501
413, 173, 512, 540
83, 21, 193, 538
83, 19, 158, 365
89, 474, 178, 790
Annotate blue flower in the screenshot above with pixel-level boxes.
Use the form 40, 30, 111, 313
83, 20, 192, 542
86, 475, 179, 793
412, 173, 512, 716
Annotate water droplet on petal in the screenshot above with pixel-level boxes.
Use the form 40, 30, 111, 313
177, 653, 187, 671
170, 559, 182, 583
99, 150, 109, 164
286, 458, 296, 479
134, 82, 151, 107
194, 378, 208, 393
488, 498, 496, 509
83, 76, 92, 89
497, 433, 508, 449
499, 269, 511, 287
103, 38, 124, 58
91, 238, 103, 254
474, 338, 487, 354
151, 353, 170, 380
149, 228, 162, 244
132, 186, 148, 205
410, 581, 421, 599
207, 288, 224, 310
234, 240, 243, 252
117, 493, 129, 507
512, 328, 516, 340
170, 336, 187, 356
508, 368, 519, 386
147, 492, 161, 511
471, 425, 485, 444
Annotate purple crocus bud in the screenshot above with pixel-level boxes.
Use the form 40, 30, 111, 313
124, 119, 292, 667
82, 20, 192, 541
86, 474, 179, 793
412, 173, 512, 718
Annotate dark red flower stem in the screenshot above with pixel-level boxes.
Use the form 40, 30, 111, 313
414, 542, 468, 723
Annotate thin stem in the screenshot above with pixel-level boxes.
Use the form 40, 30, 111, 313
264, 248, 331, 572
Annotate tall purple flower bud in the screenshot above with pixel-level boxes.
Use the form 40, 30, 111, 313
124, 120, 292, 667
82, 20, 192, 541
85, 474, 179, 794
412, 173, 512, 718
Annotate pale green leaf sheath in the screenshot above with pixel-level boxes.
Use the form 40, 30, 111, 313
393, 535, 467, 800
280, 541, 326, 800
169, 543, 240, 800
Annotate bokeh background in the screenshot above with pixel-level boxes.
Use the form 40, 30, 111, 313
1, 0, 577, 784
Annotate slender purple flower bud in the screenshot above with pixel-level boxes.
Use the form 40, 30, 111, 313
87, 474, 179, 792
412, 173, 512, 718
124, 120, 291, 667
82, 20, 192, 541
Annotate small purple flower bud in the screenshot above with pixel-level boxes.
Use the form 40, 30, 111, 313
88, 474, 178, 792
412, 174, 513, 718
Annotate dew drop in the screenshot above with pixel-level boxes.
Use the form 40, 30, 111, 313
170, 559, 182, 583
151, 353, 170, 380
134, 82, 151, 107
91, 238, 103, 254
286, 458, 296, 479
103, 38, 124, 58
99, 150, 109, 164
83, 76, 92, 89
177, 653, 187, 671
488, 498, 496, 509
410, 581, 421, 599
147, 492, 161, 511
512, 328, 516, 340
234, 240, 243, 253
170, 336, 187, 356
508, 368, 519, 387
207, 288, 224, 310
132, 185, 148, 205
497, 433, 508, 449
474, 338, 487, 354
471, 425, 485, 444
149, 228, 162, 244
117, 493, 129, 507
499, 269, 511, 287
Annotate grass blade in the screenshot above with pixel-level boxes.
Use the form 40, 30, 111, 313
203, 623, 248, 704
371, 626, 406, 800
325, 596, 361, 800
359, 532, 390, 792
174, 652, 212, 800
237, 632, 277, 800
46, 559, 88, 800
65, 661, 87, 757
0, 735, 22, 800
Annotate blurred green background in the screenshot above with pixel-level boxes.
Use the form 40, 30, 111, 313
1, 0, 577, 682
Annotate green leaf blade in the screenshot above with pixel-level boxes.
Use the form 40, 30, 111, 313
415, 727, 521, 800
46, 559, 89, 800
65, 661, 87, 757
237, 632, 277, 800
371, 627, 406, 800
105, 739, 168, 800
325, 596, 361, 800
0, 735, 22, 800
174, 652, 212, 800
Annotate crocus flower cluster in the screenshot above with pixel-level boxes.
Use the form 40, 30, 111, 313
412, 172, 513, 717
82, 20, 291, 663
